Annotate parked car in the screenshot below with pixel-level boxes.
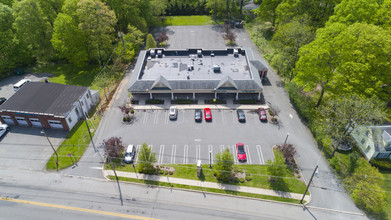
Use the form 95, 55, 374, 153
204, 108, 212, 121
0, 97, 6, 105
194, 109, 202, 122
169, 106, 178, 120
0, 124, 9, 139
258, 108, 267, 122
237, 109, 246, 122
124, 145, 136, 164
236, 143, 247, 162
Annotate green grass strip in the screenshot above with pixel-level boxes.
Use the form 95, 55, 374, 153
108, 176, 303, 204
162, 16, 221, 26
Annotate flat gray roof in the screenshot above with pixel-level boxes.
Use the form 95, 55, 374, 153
141, 53, 252, 80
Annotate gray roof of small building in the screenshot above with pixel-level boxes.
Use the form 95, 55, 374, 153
0, 82, 88, 117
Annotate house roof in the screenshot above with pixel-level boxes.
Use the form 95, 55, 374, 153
0, 82, 88, 117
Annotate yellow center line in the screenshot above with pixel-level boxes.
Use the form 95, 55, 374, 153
1, 197, 160, 220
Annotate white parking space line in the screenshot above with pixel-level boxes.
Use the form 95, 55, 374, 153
232, 112, 237, 124
171, 145, 176, 164
142, 111, 148, 124
256, 145, 265, 164
154, 111, 160, 124
158, 145, 164, 164
232, 145, 238, 164
245, 145, 251, 164
208, 145, 213, 164
182, 110, 185, 123
220, 145, 224, 153
196, 145, 201, 162
164, 111, 169, 124
183, 145, 188, 164
135, 145, 141, 163
221, 111, 226, 125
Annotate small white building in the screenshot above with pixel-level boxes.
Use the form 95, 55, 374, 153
351, 125, 391, 160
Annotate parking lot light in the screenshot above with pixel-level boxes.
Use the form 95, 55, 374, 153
284, 132, 290, 146
41, 129, 58, 172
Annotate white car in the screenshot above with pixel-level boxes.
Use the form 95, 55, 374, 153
0, 124, 9, 139
124, 145, 136, 164
169, 106, 178, 120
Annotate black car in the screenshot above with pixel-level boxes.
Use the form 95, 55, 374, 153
194, 109, 202, 122
237, 109, 246, 122
0, 97, 6, 105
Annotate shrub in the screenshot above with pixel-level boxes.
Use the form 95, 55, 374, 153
245, 175, 252, 181
234, 177, 240, 183
239, 178, 245, 183
156, 31, 168, 44
130, 109, 134, 114
103, 137, 125, 158
146, 34, 157, 49
370, 158, 391, 170
123, 117, 126, 122
159, 170, 164, 174
168, 171, 174, 175
146, 99, 164, 104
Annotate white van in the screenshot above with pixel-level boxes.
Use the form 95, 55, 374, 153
124, 145, 136, 164
14, 79, 31, 91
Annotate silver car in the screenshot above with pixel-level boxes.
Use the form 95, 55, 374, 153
0, 124, 9, 139
169, 106, 178, 120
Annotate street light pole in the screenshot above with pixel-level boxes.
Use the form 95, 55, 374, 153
41, 129, 58, 172
284, 132, 290, 146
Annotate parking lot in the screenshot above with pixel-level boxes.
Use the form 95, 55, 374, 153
100, 108, 285, 165
0, 127, 66, 170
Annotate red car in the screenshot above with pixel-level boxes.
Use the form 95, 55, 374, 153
204, 108, 212, 121
236, 143, 247, 162
258, 108, 267, 122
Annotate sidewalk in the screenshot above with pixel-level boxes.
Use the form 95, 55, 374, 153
103, 170, 311, 202
132, 104, 269, 110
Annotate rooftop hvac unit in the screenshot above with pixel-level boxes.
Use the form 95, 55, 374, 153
213, 65, 220, 72
197, 49, 202, 57
157, 50, 162, 57
234, 49, 239, 57
150, 49, 155, 57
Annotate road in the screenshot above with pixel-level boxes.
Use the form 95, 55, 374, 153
0, 169, 366, 220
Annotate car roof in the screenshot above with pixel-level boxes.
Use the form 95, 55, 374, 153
126, 145, 134, 152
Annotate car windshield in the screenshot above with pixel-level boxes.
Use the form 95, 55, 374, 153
238, 145, 245, 154
206, 113, 211, 117
125, 152, 132, 157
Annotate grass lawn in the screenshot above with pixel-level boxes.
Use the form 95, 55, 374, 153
108, 176, 304, 204
106, 163, 307, 195
162, 15, 221, 26
27, 63, 100, 89
380, 170, 391, 219
46, 115, 101, 170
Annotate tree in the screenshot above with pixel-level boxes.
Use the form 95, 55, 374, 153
255, 0, 283, 27
375, 0, 391, 29
13, 0, 62, 61
145, 33, 157, 49
294, 22, 391, 106
344, 158, 386, 217
266, 151, 286, 183
115, 25, 145, 63
223, 25, 236, 44
77, 0, 117, 66
271, 16, 314, 81
103, 137, 125, 159
137, 143, 156, 174
328, 0, 379, 25
276, 144, 297, 166
318, 94, 386, 157
214, 148, 234, 182
52, 0, 117, 66
0, 3, 16, 76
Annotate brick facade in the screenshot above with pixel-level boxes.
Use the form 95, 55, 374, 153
0, 111, 69, 130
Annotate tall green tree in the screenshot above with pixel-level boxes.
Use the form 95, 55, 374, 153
52, 0, 117, 66
137, 143, 156, 174
13, 0, 62, 61
318, 94, 386, 157
115, 25, 145, 63
0, 3, 16, 76
77, 0, 117, 65
145, 33, 157, 49
328, 0, 379, 25
294, 22, 391, 106
375, 0, 391, 30
255, 0, 283, 27
214, 148, 234, 181
271, 16, 314, 81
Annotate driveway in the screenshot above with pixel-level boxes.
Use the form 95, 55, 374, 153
0, 127, 66, 170
0, 73, 53, 99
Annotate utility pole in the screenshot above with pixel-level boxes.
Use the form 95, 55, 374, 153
300, 165, 318, 204
78, 100, 97, 152
103, 144, 123, 206
209, 151, 212, 168
41, 129, 58, 172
